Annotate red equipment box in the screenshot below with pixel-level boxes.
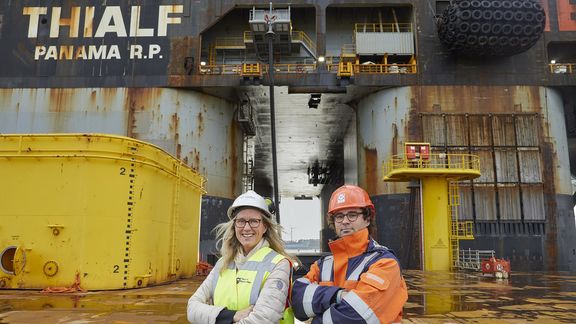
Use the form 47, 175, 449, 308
405, 143, 430, 160
481, 257, 511, 279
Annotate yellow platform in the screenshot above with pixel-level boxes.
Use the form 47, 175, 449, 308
0, 134, 204, 290
383, 152, 480, 271
383, 153, 481, 182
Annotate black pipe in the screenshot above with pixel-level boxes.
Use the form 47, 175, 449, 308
266, 26, 281, 224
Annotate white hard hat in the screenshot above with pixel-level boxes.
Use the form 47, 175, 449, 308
227, 190, 273, 219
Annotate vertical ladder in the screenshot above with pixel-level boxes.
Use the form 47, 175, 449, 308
448, 179, 475, 270
448, 179, 460, 270
209, 44, 216, 66
242, 135, 254, 192
338, 44, 357, 78
169, 162, 182, 275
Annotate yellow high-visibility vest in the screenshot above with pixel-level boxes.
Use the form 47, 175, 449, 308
213, 246, 294, 324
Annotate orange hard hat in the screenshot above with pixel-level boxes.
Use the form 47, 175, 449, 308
328, 185, 375, 216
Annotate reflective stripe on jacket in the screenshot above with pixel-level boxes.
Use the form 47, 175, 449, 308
291, 228, 408, 323
213, 246, 294, 324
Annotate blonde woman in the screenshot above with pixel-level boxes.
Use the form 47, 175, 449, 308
187, 191, 295, 324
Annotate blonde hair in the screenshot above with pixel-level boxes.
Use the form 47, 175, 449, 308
214, 207, 297, 272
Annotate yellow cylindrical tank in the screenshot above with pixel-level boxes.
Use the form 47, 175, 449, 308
0, 134, 204, 290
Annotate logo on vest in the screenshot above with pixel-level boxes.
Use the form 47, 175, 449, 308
275, 281, 284, 290
236, 277, 251, 284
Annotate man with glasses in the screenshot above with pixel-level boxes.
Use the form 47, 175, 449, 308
291, 185, 408, 323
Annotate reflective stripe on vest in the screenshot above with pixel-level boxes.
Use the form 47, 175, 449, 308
213, 246, 294, 324
342, 291, 380, 323
320, 256, 334, 282
321, 291, 379, 324
318, 246, 387, 323
320, 252, 378, 283
348, 252, 379, 281
322, 307, 334, 323
296, 277, 317, 318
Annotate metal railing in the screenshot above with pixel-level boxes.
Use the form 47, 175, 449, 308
291, 31, 316, 54
456, 249, 496, 271
549, 63, 575, 74
243, 31, 315, 50
241, 63, 262, 77
338, 62, 354, 78
383, 153, 481, 175
327, 64, 339, 73
264, 63, 317, 73
452, 221, 474, 239
355, 63, 416, 74
199, 64, 243, 74
355, 23, 413, 33
199, 63, 317, 75
198, 63, 416, 75
249, 8, 290, 21
341, 44, 356, 57
213, 37, 245, 49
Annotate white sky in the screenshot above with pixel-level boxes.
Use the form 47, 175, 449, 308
279, 197, 322, 241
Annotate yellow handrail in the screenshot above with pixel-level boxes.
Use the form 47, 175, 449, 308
383, 153, 481, 175
291, 31, 316, 53
337, 62, 354, 77
197, 62, 418, 75
241, 63, 262, 77
199, 63, 317, 75
452, 220, 474, 238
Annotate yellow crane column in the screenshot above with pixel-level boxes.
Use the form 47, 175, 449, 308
383, 143, 481, 271
421, 176, 450, 271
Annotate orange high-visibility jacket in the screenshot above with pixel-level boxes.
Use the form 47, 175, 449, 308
291, 228, 408, 323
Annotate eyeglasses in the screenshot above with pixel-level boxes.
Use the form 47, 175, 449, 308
332, 211, 363, 223
234, 218, 262, 228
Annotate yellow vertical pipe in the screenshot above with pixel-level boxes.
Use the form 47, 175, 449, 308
421, 177, 451, 271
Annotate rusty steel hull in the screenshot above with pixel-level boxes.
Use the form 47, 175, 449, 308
1, 0, 575, 273
354, 86, 576, 271
0, 88, 241, 199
